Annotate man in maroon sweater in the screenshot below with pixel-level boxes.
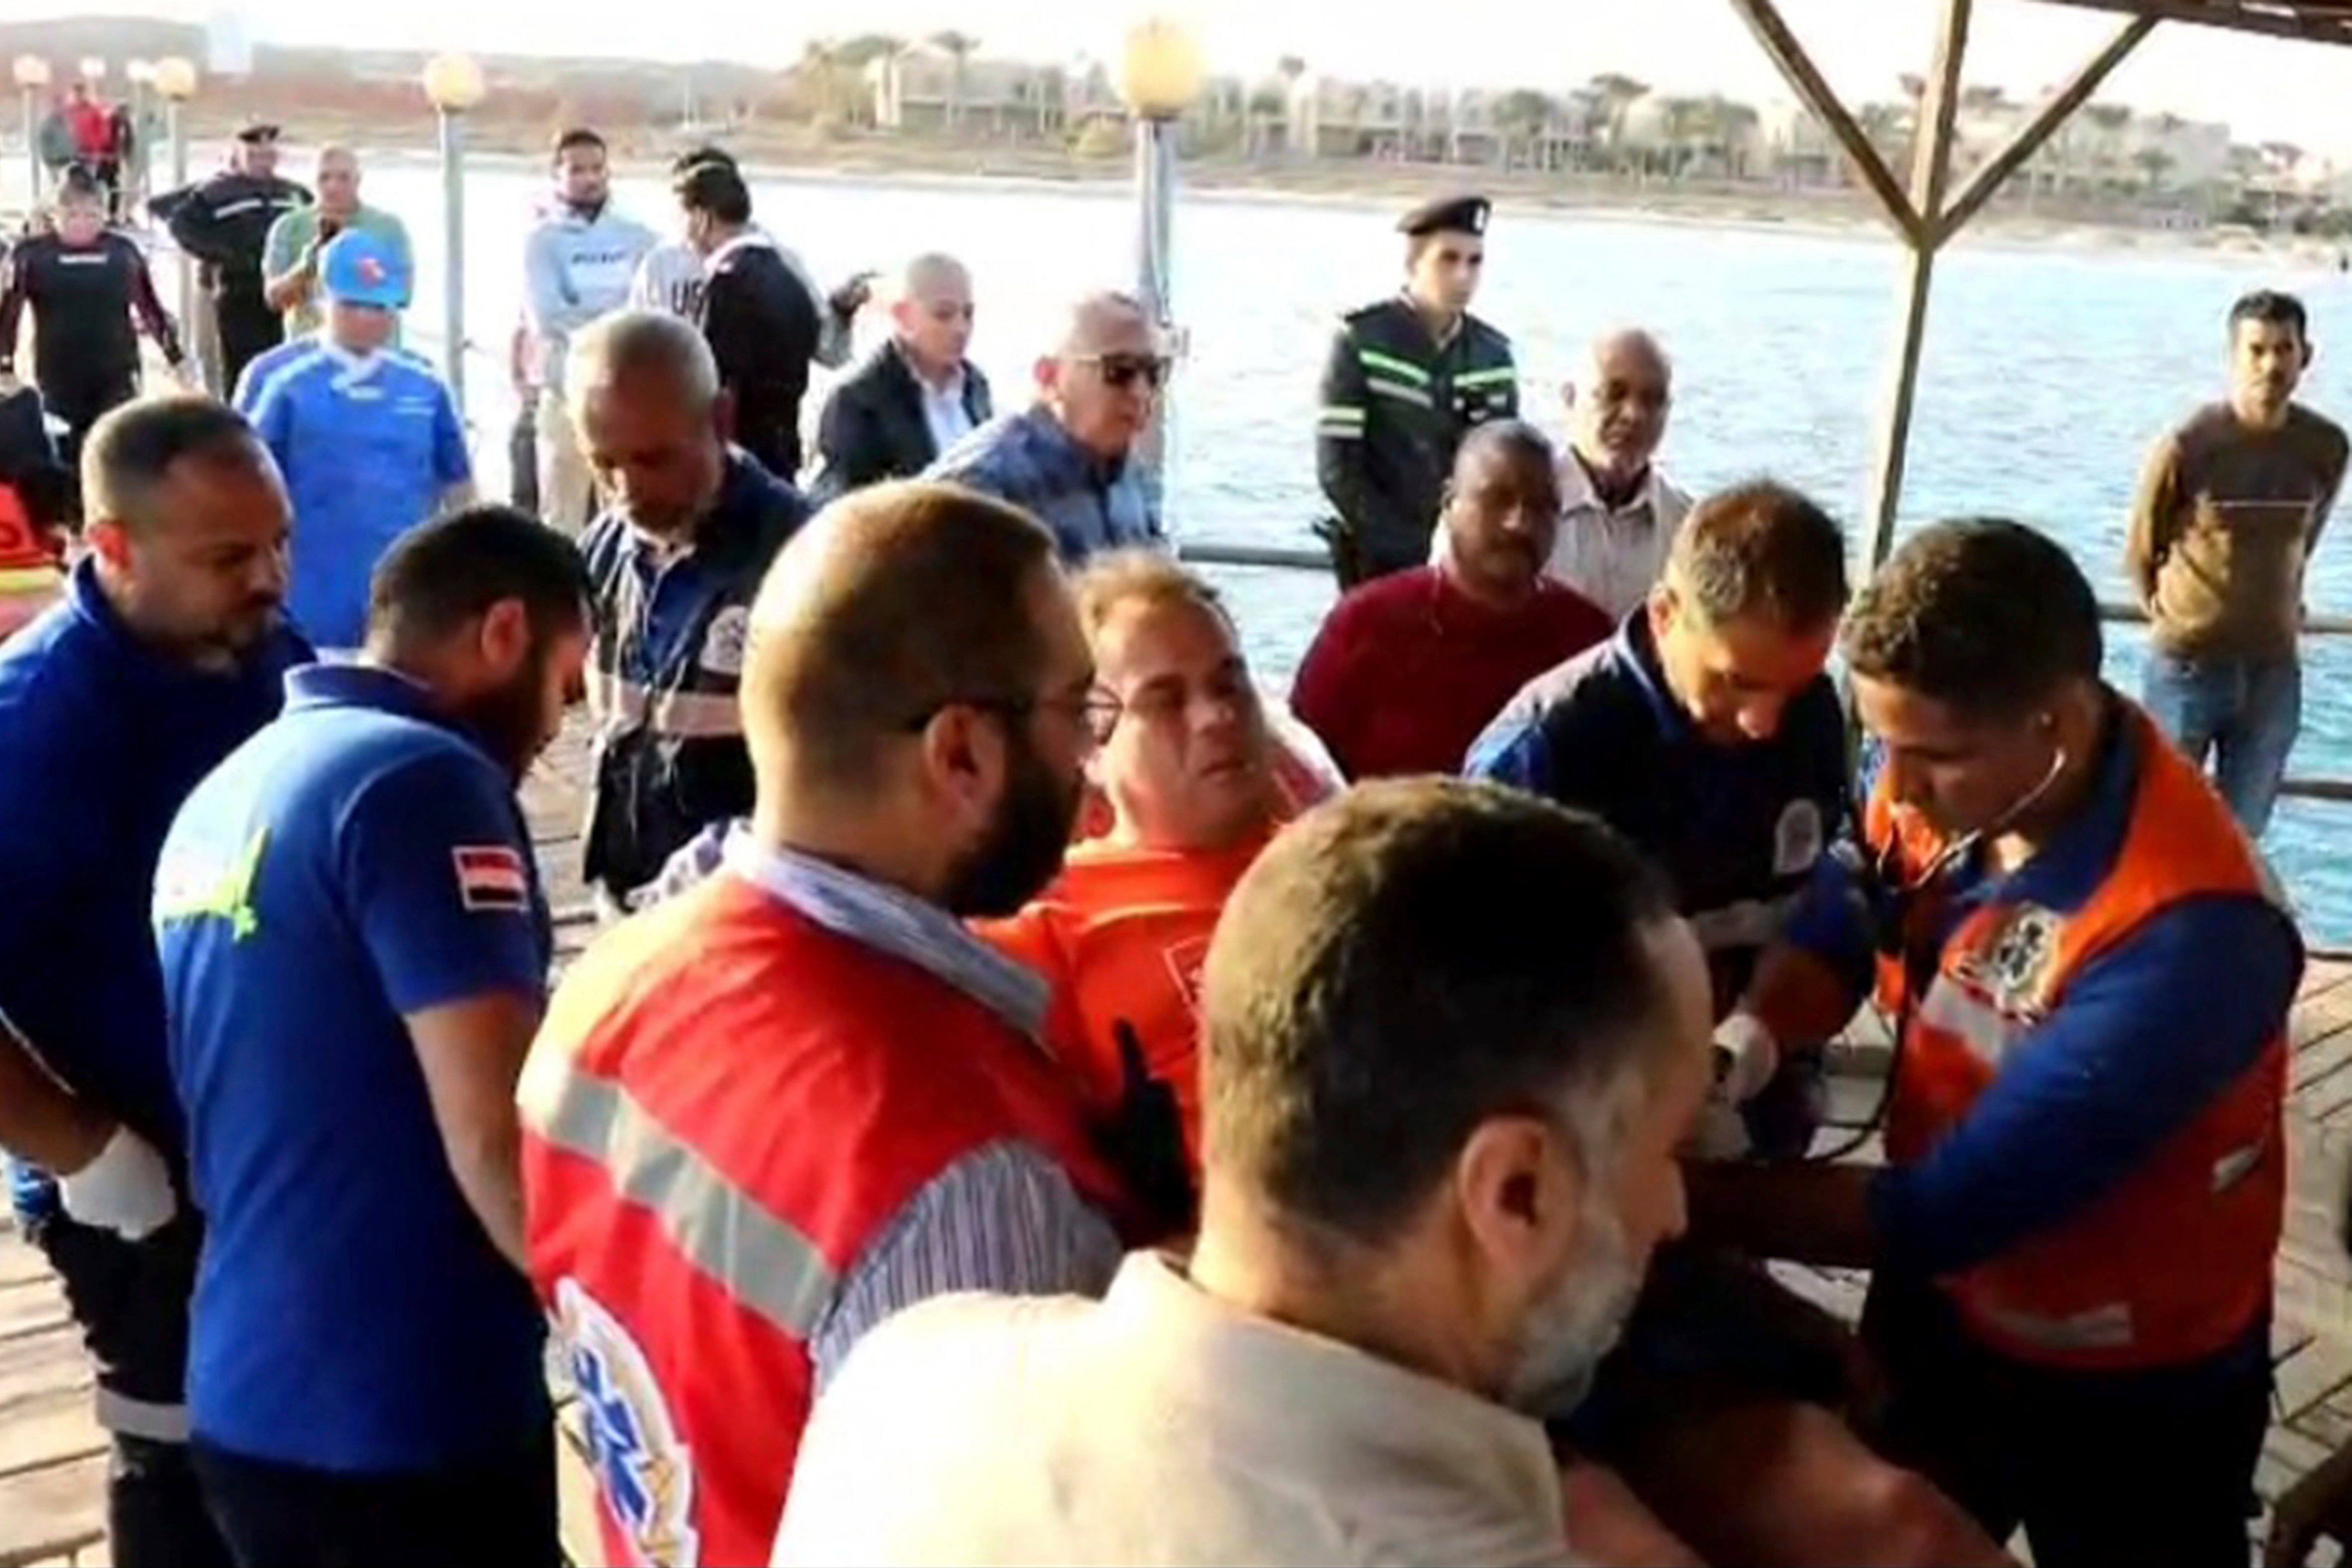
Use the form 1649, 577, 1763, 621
1292, 419, 1611, 779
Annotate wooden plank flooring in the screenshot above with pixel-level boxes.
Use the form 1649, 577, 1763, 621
7, 716, 2352, 1564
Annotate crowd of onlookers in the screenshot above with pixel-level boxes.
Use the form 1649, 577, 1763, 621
2, 112, 2351, 1568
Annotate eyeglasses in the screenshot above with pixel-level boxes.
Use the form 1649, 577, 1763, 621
1073, 353, 1172, 391
901, 689, 1124, 746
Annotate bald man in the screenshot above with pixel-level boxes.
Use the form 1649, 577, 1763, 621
811, 253, 995, 503
1553, 329, 1692, 620
927, 291, 1166, 564
260, 146, 411, 341
567, 310, 810, 911
519, 481, 1142, 1568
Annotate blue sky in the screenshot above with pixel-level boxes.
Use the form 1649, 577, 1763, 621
41, 0, 2352, 158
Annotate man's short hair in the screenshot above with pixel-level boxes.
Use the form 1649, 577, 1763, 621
1668, 479, 1849, 632
674, 162, 752, 227
2230, 289, 2309, 344
56, 166, 104, 205
745, 481, 1060, 795
1841, 517, 2103, 721
669, 142, 736, 177
1203, 777, 1680, 1249
565, 310, 720, 412
1453, 417, 1555, 482
552, 127, 606, 162
367, 504, 590, 650
1071, 549, 1235, 642
82, 396, 266, 534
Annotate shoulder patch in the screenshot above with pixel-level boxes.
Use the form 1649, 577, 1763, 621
1773, 799, 1825, 877
453, 844, 531, 913
699, 606, 749, 678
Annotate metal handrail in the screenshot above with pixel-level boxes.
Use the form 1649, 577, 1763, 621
1172, 536, 2352, 805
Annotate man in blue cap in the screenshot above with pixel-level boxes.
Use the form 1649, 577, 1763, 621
235, 230, 473, 651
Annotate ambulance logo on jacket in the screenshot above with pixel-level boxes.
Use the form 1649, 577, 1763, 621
558, 1278, 700, 1568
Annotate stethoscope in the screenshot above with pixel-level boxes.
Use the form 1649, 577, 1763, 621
1804, 736, 2071, 1164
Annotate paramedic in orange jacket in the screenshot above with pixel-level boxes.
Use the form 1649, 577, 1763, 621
1693, 519, 2296, 1568
517, 482, 1141, 1568
978, 552, 1286, 1219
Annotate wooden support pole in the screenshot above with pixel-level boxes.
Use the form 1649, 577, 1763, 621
1935, 15, 2158, 246
1725, 0, 1922, 245
2035, 0, 2352, 47
1866, 0, 1973, 570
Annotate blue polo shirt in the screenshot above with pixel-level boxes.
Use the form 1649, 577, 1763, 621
1781, 702, 2301, 1280
1467, 612, 1851, 1012
241, 342, 471, 649
157, 663, 551, 1472
0, 560, 310, 1218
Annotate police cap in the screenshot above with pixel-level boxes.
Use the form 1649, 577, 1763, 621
1399, 194, 1491, 238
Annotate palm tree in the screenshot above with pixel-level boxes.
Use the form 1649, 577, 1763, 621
1898, 73, 1925, 103
931, 30, 980, 133
1960, 83, 2006, 112
1710, 96, 1760, 180
1587, 71, 1647, 169
1247, 85, 1286, 161
2085, 103, 2132, 133
796, 38, 843, 121
1652, 96, 1707, 179
2134, 146, 2174, 195
1496, 89, 1554, 171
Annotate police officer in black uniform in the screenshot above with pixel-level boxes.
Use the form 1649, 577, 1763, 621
1315, 194, 1519, 586
161, 121, 310, 397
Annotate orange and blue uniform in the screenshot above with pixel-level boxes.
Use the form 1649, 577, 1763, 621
1764, 698, 2296, 1562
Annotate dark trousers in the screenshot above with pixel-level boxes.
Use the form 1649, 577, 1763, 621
194, 1428, 561, 1568
39, 372, 137, 472
1863, 1271, 2270, 1568
211, 285, 283, 401
28, 1208, 233, 1568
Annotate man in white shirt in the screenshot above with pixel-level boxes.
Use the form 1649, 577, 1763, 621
1550, 329, 1692, 621
775, 777, 1717, 1567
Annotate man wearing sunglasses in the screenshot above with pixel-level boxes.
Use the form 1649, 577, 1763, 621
928, 291, 1166, 564
1697, 520, 2296, 1568
1316, 194, 1519, 588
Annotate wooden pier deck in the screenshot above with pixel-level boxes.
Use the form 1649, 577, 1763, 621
7, 716, 2352, 1564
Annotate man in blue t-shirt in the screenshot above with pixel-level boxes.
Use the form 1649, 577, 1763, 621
157, 505, 587, 1565
0, 397, 309, 1568
236, 228, 473, 650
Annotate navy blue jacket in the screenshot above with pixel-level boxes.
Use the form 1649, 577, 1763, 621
0, 560, 311, 1214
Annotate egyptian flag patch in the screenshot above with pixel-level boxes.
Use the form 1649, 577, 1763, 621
453, 845, 531, 912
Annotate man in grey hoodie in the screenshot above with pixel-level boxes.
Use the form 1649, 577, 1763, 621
521, 127, 655, 534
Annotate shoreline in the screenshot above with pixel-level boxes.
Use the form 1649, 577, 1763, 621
176, 125, 2351, 272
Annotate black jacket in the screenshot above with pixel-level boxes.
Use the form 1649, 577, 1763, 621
809, 340, 994, 504
1317, 296, 1518, 576
701, 237, 820, 481
164, 172, 310, 289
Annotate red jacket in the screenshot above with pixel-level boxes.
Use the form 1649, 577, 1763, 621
521, 876, 1134, 1567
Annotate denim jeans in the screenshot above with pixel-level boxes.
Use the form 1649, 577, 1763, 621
2141, 652, 2301, 837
